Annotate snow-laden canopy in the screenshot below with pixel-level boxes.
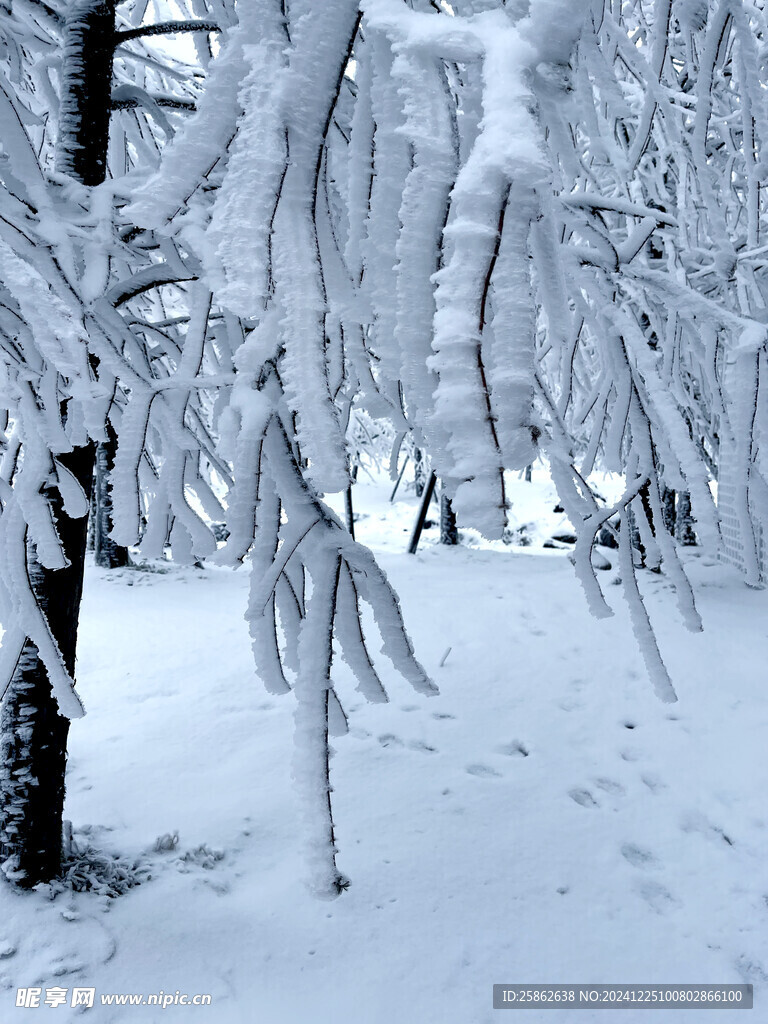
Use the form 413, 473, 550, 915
3, 0, 768, 892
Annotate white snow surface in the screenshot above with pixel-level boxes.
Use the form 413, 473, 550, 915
1, 470, 767, 1022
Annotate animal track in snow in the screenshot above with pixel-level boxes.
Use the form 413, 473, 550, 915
618, 748, 641, 762
620, 843, 658, 869
594, 777, 625, 796
641, 773, 666, 793
377, 734, 436, 754
466, 764, 502, 778
378, 734, 404, 749
680, 810, 735, 846
635, 879, 677, 914
621, 844, 676, 913
735, 955, 768, 985
348, 727, 372, 740
569, 778, 624, 808
496, 741, 529, 758
569, 788, 598, 808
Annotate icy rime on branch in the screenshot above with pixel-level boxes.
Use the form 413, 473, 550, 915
126, 0, 437, 898
341, 0, 768, 701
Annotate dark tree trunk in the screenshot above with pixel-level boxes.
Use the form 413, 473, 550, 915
413, 447, 427, 498
93, 424, 130, 568
524, 463, 532, 482
440, 492, 458, 546
661, 486, 676, 533
0, 445, 95, 885
389, 455, 408, 503
55, 0, 116, 185
626, 501, 644, 566
0, 0, 116, 887
87, 483, 96, 552
638, 481, 662, 572
344, 485, 355, 540
407, 472, 437, 555
676, 491, 697, 546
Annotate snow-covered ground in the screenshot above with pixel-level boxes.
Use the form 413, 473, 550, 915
2, 471, 767, 1022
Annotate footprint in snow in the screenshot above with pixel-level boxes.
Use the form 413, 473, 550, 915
641, 773, 667, 794
558, 698, 585, 712
378, 734, 404, 748
432, 712, 455, 720
349, 726, 372, 740
635, 879, 677, 914
569, 788, 599, 808
408, 740, 436, 754
619, 748, 641, 762
378, 734, 435, 753
569, 779, 624, 808
496, 741, 529, 758
594, 777, 625, 796
679, 811, 735, 846
735, 955, 768, 985
620, 843, 659, 868
50, 959, 87, 978
466, 764, 502, 778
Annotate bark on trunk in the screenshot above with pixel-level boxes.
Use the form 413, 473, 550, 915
344, 484, 355, 540
93, 424, 130, 568
413, 447, 427, 498
661, 486, 676, 534
55, 0, 116, 185
676, 491, 697, 546
440, 492, 459, 546
0, 444, 95, 885
626, 502, 643, 566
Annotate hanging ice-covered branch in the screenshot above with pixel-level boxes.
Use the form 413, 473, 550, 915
125, 0, 438, 896
357, 0, 768, 699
